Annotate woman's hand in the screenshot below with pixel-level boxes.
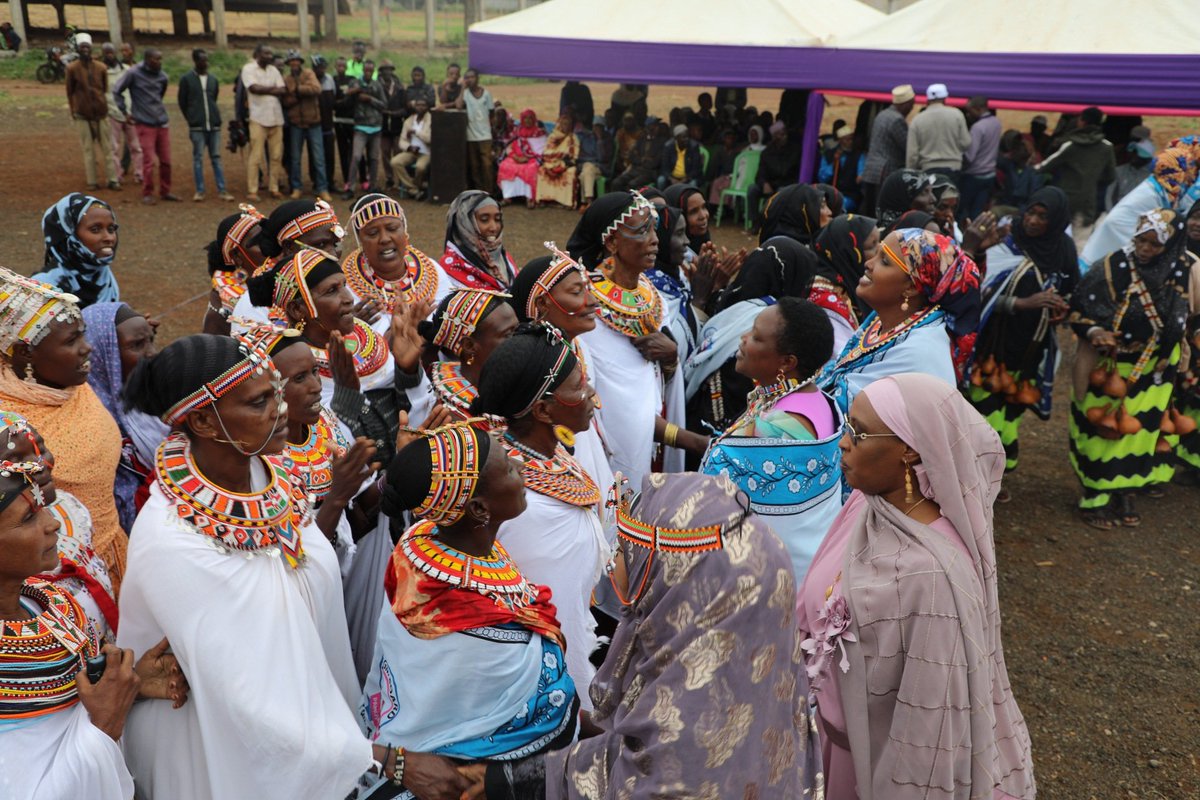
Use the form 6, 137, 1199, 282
457, 764, 488, 800
76, 644, 140, 741
327, 331, 360, 392
687, 242, 721, 307
962, 211, 1008, 256
330, 438, 379, 507
1014, 289, 1069, 314
352, 298, 383, 326
395, 404, 452, 453
134, 637, 188, 709
633, 332, 677, 367
1089, 329, 1118, 349
390, 299, 434, 374
402, 751, 472, 800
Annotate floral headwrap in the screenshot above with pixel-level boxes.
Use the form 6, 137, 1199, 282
1134, 208, 1177, 245
413, 421, 489, 526
1152, 145, 1200, 205
891, 228, 982, 380
221, 206, 265, 266
162, 334, 277, 425
0, 267, 83, 359
430, 288, 511, 355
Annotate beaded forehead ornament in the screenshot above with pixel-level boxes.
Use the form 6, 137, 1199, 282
527, 241, 587, 320
0, 441, 47, 512
601, 190, 658, 244
162, 334, 277, 425
351, 195, 406, 235
273, 250, 331, 317
221, 205, 265, 266
0, 267, 82, 359
431, 288, 511, 355
235, 320, 302, 355
411, 420, 488, 526
275, 198, 345, 245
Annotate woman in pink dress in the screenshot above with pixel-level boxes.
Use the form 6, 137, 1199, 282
496, 108, 546, 208
798, 372, 1036, 800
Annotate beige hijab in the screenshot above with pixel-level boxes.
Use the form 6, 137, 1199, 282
839, 373, 1035, 799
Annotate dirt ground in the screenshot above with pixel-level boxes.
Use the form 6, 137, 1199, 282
1, 75, 1198, 799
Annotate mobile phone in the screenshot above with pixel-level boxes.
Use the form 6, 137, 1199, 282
85, 653, 107, 684
998, 215, 1013, 228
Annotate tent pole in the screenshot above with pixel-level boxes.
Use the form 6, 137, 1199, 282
212, 0, 227, 47
798, 91, 825, 184
369, 0, 381, 52
298, 0, 310, 52
424, 0, 434, 53
8, 0, 27, 47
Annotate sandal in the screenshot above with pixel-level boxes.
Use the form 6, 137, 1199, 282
1117, 494, 1141, 527
1142, 486, 1166, 499
996, 487, 1012, 504
1079, 506, 1120, 530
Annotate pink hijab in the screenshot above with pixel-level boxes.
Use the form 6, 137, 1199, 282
835, 373, 1035, 800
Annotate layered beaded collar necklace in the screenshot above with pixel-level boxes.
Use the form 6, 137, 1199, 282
311, 318, 390, 381
402, 520, 539, 610
839, 305, 938, 366
589, 259, 663, 339
343, 247, 439, 314
156, 433, 308, 568
503, 433, 600, 508
431, 361, 477, 419
281, 410, 346, 503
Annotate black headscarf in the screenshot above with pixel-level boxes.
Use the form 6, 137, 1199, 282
653, 204, 681, 277
1011, 186, 1077, 279
814, 213, 876, 316
566, 191, 643, 269
664, 184, 711, 253
470, 325, 579, 420
876, 169, 932, 230
814, 183, 844, 217
716, 236, 819, 313
882, 209, 936, 237
445, 190, 511, 279
758, 184, 825, 245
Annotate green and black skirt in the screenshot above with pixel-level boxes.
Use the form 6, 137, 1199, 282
967, 369, 1031, 473
1069, 346, 1179, 509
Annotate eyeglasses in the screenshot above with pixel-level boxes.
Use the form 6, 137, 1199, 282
842, 419, 900, 446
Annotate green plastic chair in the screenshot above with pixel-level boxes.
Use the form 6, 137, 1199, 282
716, 149, 762, 230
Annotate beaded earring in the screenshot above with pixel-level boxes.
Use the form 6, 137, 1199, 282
903, 458, 915, 504
553, 424, 575, 448
23, 362, 35, 383
901, 294, 910, 313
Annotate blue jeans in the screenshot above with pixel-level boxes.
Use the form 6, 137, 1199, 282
188, 129, 226, 194
289, 125, 328, 192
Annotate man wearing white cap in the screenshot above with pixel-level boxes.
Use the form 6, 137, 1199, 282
862, 84, 915, 215
65, 32, 121, 190
905, 82, 970, 179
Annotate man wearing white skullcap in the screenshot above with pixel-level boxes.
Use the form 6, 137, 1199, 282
905, 81, 971, 180
65, 32, 121, 190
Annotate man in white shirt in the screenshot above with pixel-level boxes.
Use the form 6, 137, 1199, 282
457, 67, 495, 194
905, 82, 971, 180
391, 95, 432, 198
240, 43, 286, 200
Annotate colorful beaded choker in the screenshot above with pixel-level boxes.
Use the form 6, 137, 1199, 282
162, 335, 276, 425
342, 247, 439, 314
312, 318, 390, 381
402, 520, 538, 608
612, 496, 725, 553
155, 432, 308, 567
718, 376, 815, 442
0, 267, 82, 358
221, 206, 264, 266
430, 361, 478, 419
275, 199, 344, 245
281, 410, 346, 503
589, 262, 663, 339
411, 421, 484, 526
1, 580, 97, 722
527, 241, 587, 320
432, 288, 511, 355
504, 435, 600, 508
836, 305, 938, 369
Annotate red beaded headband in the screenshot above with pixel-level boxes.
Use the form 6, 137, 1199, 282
431, 288, 511, 355
162, 336, 275, 425
221, 206, 265, 265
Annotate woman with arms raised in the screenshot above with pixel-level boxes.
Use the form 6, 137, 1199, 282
0, 269, 127, 592
799, 373, 1034, 799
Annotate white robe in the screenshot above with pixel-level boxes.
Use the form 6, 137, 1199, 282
118, 465, 373, 800
0, 703, 134, 800
497, 492, 608, 712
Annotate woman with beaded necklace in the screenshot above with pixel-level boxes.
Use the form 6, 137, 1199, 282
818, 228, 982, 416
342, 193, 446, 335
566, 191, 690, 485
441, 189, 520, 291
700, 297, 843, 583
472, 326, 608, 711
202, 206, 266, 335
0, 436, 187, 799
0, 268, 127, 594
361, 420, 578, 796
117, 332, 387, 798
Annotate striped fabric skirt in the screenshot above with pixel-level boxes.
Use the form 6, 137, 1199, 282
967, 368, 1032, 473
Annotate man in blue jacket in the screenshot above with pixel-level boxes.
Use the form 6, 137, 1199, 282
178, 49, 233, 201
658, 124, 703, 189
114, 48, 179, 204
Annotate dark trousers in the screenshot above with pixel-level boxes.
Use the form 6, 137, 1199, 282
466, 140, 494, 194
958, 173, 994, 222
311, 128, 336, 189
861, 181, 879, 216
335, 122, 355, 186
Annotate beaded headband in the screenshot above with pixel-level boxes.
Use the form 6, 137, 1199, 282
275, 199, 345, 246
221, 206, 265, 266
162, 335, 275, 425
432, 288, 511, 355
608, 479, 726, 553
602, 191, 658, 244
351, 195, 406, 235
235, 320, 303, 355
514, 325, 576, 419
273, 250, 328, 317
0, 267, 82, 359
0, 412, 47, 512
0, 455, 47, 512
881, 242, 910, 275
528, 242, 587, 320
412, 420, 487, 526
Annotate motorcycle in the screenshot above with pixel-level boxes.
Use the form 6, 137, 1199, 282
36, 26, 78, 84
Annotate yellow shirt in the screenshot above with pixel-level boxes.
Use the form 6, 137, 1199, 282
672, 144, 688, 180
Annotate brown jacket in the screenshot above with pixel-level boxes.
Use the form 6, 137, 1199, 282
283, 68, 322, 128
66, 58, 109, 120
